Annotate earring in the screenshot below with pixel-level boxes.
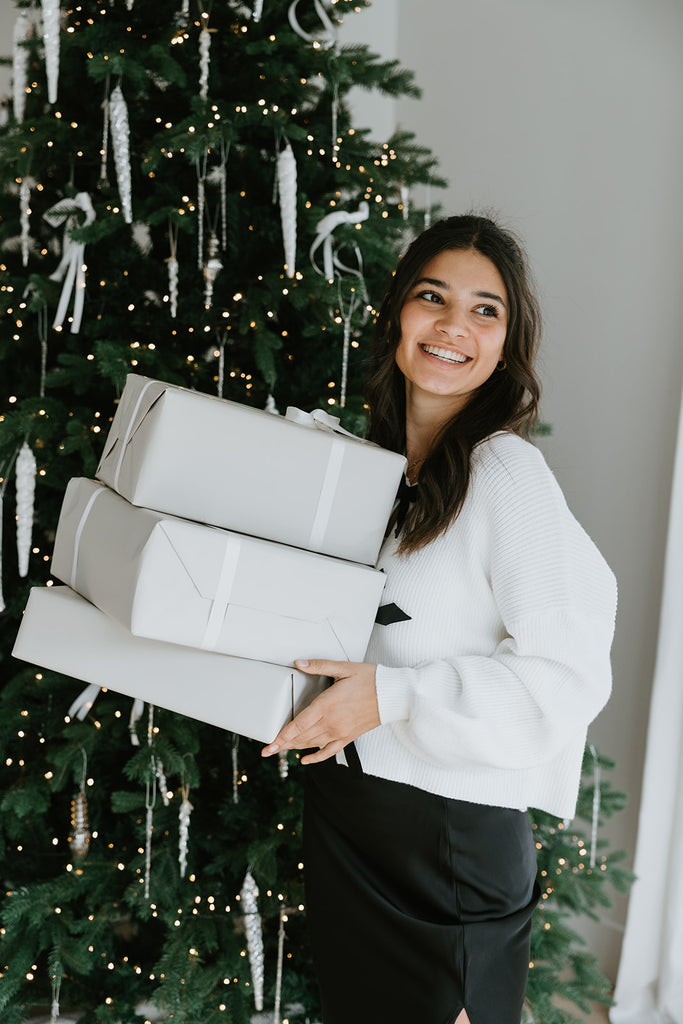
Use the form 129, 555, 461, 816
497, 359, 507, 371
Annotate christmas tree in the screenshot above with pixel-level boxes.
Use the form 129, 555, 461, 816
0, 2, 630, 1021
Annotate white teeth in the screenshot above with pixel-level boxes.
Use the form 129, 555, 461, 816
421, 344, 470, 364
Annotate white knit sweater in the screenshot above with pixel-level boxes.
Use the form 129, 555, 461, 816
356, 431, 617, 819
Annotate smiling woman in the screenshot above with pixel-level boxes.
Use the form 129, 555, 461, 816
396, 248, 509, 427
263, 215, 618, 1024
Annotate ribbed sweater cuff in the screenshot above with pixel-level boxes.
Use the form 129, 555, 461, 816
375, 664, 414, 724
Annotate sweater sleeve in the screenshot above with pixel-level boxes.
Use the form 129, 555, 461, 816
374, 437, 618, 771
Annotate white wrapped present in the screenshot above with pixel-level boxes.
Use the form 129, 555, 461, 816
95, 375, 406, 565
13, 587, 326, 743
51, 478, 386, 665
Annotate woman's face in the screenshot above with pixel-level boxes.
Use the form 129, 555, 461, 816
396, 248, 508, 415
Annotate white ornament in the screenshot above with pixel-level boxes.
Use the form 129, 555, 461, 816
16, 441, 37, 578
278, 750, 289, 777
203, 233, 222, 309
13, 11, 31, 124
41, 0, 61, 105
44, 192, 96, 334
288, 0, 336, 48
109, 84, 133, 223
253, 0, 264, 20
240, 870, 264, 1011
69, 790, 90, 858
178, 789, 192, 878
265, 394, 279, 415
167, 256, 179, 318
199, 26, 211, 99
277, 141, 297, 278
400, 184, 410, 221
310, 200, 369, 282
20, 180, 31, 267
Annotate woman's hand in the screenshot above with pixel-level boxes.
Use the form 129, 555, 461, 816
261, 659, 380, 765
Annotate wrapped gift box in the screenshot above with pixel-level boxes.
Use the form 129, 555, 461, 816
51, 478, 386, 665
13, 587, 326, 743
95, 374, 406, 565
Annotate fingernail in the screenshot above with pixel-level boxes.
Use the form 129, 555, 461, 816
262, 744, 278, 757
295, 659, 309, 668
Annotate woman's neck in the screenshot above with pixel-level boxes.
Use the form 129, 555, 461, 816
404, 384, 462, 480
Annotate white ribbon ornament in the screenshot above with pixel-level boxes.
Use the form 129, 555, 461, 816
44, 192, 95, 334
288, 0, 337, 48
309, 201, 369, 282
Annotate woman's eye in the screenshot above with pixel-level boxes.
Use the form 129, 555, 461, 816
417, 290, 442, 303
474, 304, 499, 318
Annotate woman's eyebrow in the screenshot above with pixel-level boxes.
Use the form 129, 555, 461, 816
413, 277, 507, 309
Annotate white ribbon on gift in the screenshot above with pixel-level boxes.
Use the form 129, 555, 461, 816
309, 201, 369, 283
113, 378, 158, 492
44, 192, 96, 334
286, 406, 368, 551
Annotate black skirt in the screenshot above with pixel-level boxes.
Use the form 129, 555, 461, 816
303, 744, 540, 1024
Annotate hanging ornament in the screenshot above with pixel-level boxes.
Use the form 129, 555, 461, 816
20, 180, 32, 268
276, 140, 297, 279
41, 0, 61, 105
331, 80, 340, 165
167, 220, 179, 318
253, 0, 264, 20
16, 441, 37, 578
13, 10, 31, 124
310, 200, 369, 282
155, 759, 170, 806
423, 180, 432, 229
109, 84, 133, 223
198, 25, 211, 100
178, 784, 192, 878
273, 907, 288, 1024
207, 141, 230, 250
69, 749, 91, 859
588, 743, 602, 868
231, 733, 240, 804
143, 704, 157, 900
400, 184, 410, 221
203, 233, 222, 309
288, 0, 337, 48
44, 191, 96, 334
265, 395, 279, 416
48, 952, 62, 1024
240, 870, 264, 1011
278, 750, 289, 778
334, 247, 369, 408
196, 153, 208, 270
99, 76, 111, 187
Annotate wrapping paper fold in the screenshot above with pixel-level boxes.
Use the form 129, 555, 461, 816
12, 587, 326, 743
95, 374, 406, 564
51, 478, 386, 665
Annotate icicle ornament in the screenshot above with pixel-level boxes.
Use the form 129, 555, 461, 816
240, 870, 264, 1011
178, 787, 192, 878
199, 26, 211, 99
16, 441, 37, 578
20, 180, 31, 267
203, 233, 222, 309
13, 10, 31, 123
253, 0, 264, 20
69, 749, 90, 859
232, 735, 240, 803
277, 141, 297, 278
109, 84, 133, 223
41, 0, 61, 105
69, 791, 90, 858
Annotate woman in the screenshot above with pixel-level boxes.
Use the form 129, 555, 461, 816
262, 214, 617, 1024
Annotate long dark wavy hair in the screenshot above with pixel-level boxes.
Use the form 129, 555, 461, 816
366, 214, 542, 554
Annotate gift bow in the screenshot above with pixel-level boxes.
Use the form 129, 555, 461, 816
43, 191, 96, 334
309, 201, 369, 282
285, 406, 361, 440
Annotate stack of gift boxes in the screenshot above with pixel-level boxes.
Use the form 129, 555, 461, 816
13, 375, 406, 744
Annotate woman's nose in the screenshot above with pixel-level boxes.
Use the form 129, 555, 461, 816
435, 305, 468, 338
